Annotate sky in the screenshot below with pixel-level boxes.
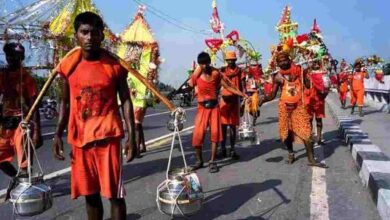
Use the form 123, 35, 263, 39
1, 0, 390, 87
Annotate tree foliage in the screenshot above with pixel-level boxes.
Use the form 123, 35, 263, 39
31, 74, 62, 99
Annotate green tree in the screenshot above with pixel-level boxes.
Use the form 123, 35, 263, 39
31, 74, 61, 99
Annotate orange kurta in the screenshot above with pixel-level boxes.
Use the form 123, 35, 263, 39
220, 67, 242, 126
351, 72, 366, 106
191, 71, 223, 147
338, 72, 349, 101
0, 68, 38, 168
56, 51, 127, 199
278, 65, 311, 143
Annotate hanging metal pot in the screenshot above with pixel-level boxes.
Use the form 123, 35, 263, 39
10, 173, 53, 217
157, 168, 203, 217
157, 109, 203, 217
166, 108, 186, 132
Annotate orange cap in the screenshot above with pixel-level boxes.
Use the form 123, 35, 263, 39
225, 51, 237, 60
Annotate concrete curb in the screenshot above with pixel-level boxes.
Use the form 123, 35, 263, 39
326, 93, 390, 220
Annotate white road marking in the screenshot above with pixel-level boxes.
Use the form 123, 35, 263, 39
310, 143, 329, 219
144, 107, 197, 118
310, 167, 329, 220
39, 107, 197, 136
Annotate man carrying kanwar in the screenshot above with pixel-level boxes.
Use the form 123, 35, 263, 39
52, 12, 136, 220
0, 42, 42, 200
188, 52, 247, 173
219, 51, 244, 160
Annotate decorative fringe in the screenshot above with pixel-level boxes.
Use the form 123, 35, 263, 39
245, 92, 260, 115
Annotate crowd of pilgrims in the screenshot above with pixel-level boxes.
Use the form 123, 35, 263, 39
0, 11, 371, 220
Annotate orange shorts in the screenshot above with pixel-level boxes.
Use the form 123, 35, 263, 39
351, 89, 365, 107
192, 105, 223, 147
71, 138, 125, 199
134, 107, 146, 124
0, 127, 26, 168
220, 96, 240, 126
339, 91, 347, 102
307, 101, 325, 119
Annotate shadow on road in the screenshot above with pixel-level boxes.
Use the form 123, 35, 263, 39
258, 116, 279, 126
143, 125, 166, 130
321, 129, 346, 160
191, 179, 286, 219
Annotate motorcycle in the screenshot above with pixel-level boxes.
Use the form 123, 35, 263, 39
42, 98, 57, 120
179, 92, 192, 107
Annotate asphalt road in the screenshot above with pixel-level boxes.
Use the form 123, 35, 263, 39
0, 102, 197, 190
0, 100, 381, 219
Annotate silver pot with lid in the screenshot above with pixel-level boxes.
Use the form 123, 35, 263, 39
157, 110, 203, 217
157, 168, 203, 217
9, 172, 53, 216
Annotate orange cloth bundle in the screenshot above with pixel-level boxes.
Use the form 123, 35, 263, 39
245, 92, 260, 115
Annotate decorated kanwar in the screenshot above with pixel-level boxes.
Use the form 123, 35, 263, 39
117, 6, 161, 158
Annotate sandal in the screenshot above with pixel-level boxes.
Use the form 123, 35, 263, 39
208, 162, 219, 173
287, 153, 295, 164
190, 161, 204, 171
317, 140, 326, 146
308, 162, 329, 168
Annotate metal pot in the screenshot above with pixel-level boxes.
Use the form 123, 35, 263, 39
238, 122, 256, 141
9, 173, 53, 216
322, 75, 331, 90
167, 118, 184, 132
157, 168, 203, 217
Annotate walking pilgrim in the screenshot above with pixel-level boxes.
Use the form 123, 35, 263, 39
219, 51, 244, 160
0, 43, 43, 200
260, 52, 328, 168
337, 59, 350, 109
187, 52, 247, 173
349, 59, 369, 117
52, 12, 136, 220
304, 59, 329, 146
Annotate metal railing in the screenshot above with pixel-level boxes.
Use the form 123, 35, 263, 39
365, 88, 390, 113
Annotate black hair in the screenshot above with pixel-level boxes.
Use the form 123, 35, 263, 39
197, 52, 211, 65
276, 52, 290, 62
3, 42, 25, 60
74, 11, 104, 32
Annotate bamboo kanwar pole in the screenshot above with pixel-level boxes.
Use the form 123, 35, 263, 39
105, 50, 176, 112
24, 47, 82, 123
25, 47, 176, 124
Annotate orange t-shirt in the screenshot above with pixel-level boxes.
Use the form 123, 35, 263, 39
352, 72, 366, 91
221, 67, 243, 97
190, 70, 221, 102
56, 52, 127, 147
0, 68, 38, 117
